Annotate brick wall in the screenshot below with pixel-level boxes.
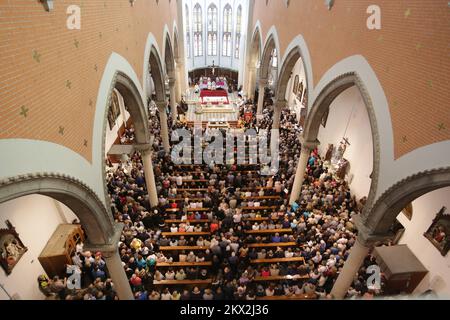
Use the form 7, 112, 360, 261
0, 0, 178, 162
252, 0, 450, 159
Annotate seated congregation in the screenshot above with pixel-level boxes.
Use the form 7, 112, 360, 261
38, 94, 385, 301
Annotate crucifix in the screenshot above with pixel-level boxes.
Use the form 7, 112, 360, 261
208, 60, 217, 76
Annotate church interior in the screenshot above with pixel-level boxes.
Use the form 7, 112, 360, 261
0, 0, 449, 302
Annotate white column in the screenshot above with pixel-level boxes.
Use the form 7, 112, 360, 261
175, 59, 182, 102
141, 146, 158, 207
168, 78, 177, 124
330, 236, 371, 299
103, 250, 134, 300
289, 139, 319, 205
245, 65, 256, 100
156, 101, 170, 153
270, 100, 284, 158
257, 78, 268, 115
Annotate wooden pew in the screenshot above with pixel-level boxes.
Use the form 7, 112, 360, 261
164, 219, 210, 224
256, 293, 317, 300
241, 195, 281, 200
159, 246, 209, 251
153, 279, 212, 286
161, 232, 210, 237
165, 207, 209, 213
242, 217, 269, 222
241, 206, 277, 211
247, 242, 297, 249
250, 257, 305, 264
168, 198, 206, 202
156, 261, 212, 267
241, 187, 275, 191
253, 275, 309, 282
244, 229, 293, 235
176, 188, 208, 192
173, 170, 259, 176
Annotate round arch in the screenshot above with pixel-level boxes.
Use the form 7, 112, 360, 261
276, 35, 313, 107
303, 72, 381, 217
105, 71, 150, 146
259, 27, 281, 81
148, 45, 166, 102
0, 174, 119, 246
173, 28, 180, 61
163, 31, 176, 78
363, 167, 450, 235
246, 24, 262, 98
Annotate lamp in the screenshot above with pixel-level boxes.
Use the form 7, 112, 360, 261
325, 0, 334, 10
40, 0, 54, 11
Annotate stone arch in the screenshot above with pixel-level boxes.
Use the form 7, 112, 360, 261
173, 27, 180, 61
148, 45, 166, 102
259, 27, 280, 81
163, 30, 176, 78
303, 72, 381, 217
105, 72, 150, 146
276, 35, 313, 109
100, 71, 152, 215
363, 167, 450, 236
246, 24, 262, 98
0, 174, 119, 246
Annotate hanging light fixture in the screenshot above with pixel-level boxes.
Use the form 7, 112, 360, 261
325, 0, 335, 10
40, 0, 54, 11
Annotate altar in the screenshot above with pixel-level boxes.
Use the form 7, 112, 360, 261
187, 77, 239, 122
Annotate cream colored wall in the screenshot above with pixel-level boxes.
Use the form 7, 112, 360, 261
0, 195, 77, 300
285, 57, 306, 120
317, 86, 373, 201
104, 91, 131, 157
397, 187, 450, 299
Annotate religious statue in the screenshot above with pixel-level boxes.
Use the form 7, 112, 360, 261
325, 143, 334, 162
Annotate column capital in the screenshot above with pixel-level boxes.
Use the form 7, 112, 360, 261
83, 222, 124, 257
134, 143, 152, 153
299, 135, 320, 150
156, 100, 167, 110
258, 78, 269, 86
168, 78, 176, 87
352, 215, 395, 246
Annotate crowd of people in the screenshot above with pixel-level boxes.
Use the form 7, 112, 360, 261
42, 87, 383, 300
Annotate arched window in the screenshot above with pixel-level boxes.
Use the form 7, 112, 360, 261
193, 4, 203, 57
234, 5, 242, 59
185, 5, 190, 58
207, 4, 218, 56
222, 5, 233, 57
